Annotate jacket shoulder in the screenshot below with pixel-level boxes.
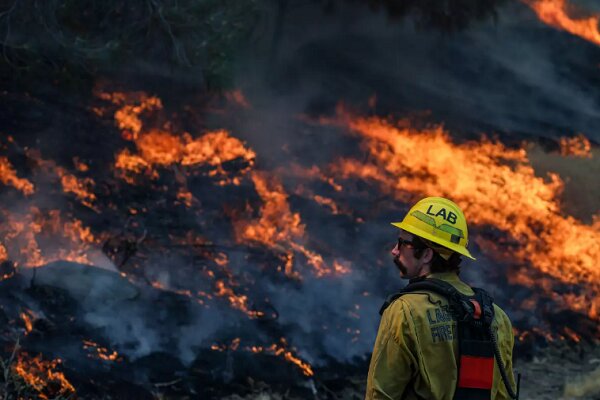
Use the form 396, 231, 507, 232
492, 304, 513, 328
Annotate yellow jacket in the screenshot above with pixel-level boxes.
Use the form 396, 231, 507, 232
366, 272, 515, 400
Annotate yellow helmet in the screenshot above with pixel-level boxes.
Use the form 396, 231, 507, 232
391, 197, 475, 260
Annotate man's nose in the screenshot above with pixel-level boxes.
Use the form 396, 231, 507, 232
391, 244, 399, 256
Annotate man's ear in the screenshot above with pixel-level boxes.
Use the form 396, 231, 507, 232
422, 247, 434, 264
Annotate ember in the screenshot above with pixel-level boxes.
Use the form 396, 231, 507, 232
214, 280, 266, 319
82, 340, 122, 362
20, 311, 34, 334
0, 243, 7, 263
212, 338, 314, 377
248, 338, 314, 377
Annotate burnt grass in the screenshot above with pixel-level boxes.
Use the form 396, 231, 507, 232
2, 1, 600, 395
0, 78, 597, 399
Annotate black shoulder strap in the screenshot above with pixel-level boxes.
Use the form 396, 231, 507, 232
380, 277, 462, 315
379, 277, 495, 324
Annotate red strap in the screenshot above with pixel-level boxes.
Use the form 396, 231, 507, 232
458, 355, 494, 389
470, 299, 482, 320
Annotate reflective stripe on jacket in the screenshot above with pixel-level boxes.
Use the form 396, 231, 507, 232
366, 272, 515, 400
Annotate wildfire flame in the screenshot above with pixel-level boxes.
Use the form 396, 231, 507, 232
212, 338, 314, 377
523, 0, 600, 46
115, 130, 256, 185
97, 91, 163, 140
333, 111, 600, 318
56, 167, 97, 209
233, 171, 349, 277
176, 187, 194, 207
0, 207, 98, 267
101, 91, 256, 186
26, 149, 98, 209
14, 353, 76, 400
214, 280, 265, 319
20, 310, 34, 334
0, 156, 35, 195
0, 242, 7, 264
559, 134, 592, 158
82, 340, 122, 362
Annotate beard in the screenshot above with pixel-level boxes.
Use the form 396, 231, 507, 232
393, 257, 408, 276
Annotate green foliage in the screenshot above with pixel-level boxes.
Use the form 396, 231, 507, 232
0, 0, 261, 88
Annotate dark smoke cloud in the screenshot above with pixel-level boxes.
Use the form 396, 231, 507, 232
232, 0, 600, 145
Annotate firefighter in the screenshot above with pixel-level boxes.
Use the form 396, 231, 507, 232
366, 197, 517, 400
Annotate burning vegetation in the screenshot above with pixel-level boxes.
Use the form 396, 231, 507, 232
333, 111, 600, 321
0, 87, 596, 397
4, 352, 76, 400
523, 0, 600, 46
0, 2, 598, 397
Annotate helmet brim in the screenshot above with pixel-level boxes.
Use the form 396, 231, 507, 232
391, 222, 476, 261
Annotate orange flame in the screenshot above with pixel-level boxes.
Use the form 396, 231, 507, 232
26, 150, 97, 208
56, 167, 97, 209
334, 112, 600, 316
237, 171, 305, 247
523, 0, 600, 46
214, 252, 229, 267
14, 353, 76, 400
102, 91, 256, 186
313, 195, 341, 214
214, 280, 265, 318
233, 171, 348, 277
115, 130, 256, 185
20, 311, 34, 334
559, 134, 592, 158
0, 156, 35, 195
176, 187, 194, 207
212, 338, 314, 377
98, 91, 163, 140
136, 130, 184, 165
82, 340, 122, 362
73, 158, 90, 172
0, 207, 98, 267
0, 242, 7, 264
247, 338, 314, 377
181, 130, 256, 168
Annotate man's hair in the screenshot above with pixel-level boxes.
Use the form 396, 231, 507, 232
411, 236, 462, 274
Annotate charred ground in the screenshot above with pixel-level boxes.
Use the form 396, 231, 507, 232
0, 0, 599, 399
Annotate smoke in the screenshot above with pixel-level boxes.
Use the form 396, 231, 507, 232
214, 0, 600, 366
232, 1, 600, 145
27, 261, 237, 364
1, 0, 599, 388
563, 366, 600, 398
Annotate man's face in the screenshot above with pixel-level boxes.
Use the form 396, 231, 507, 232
391, 231, 427, 279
